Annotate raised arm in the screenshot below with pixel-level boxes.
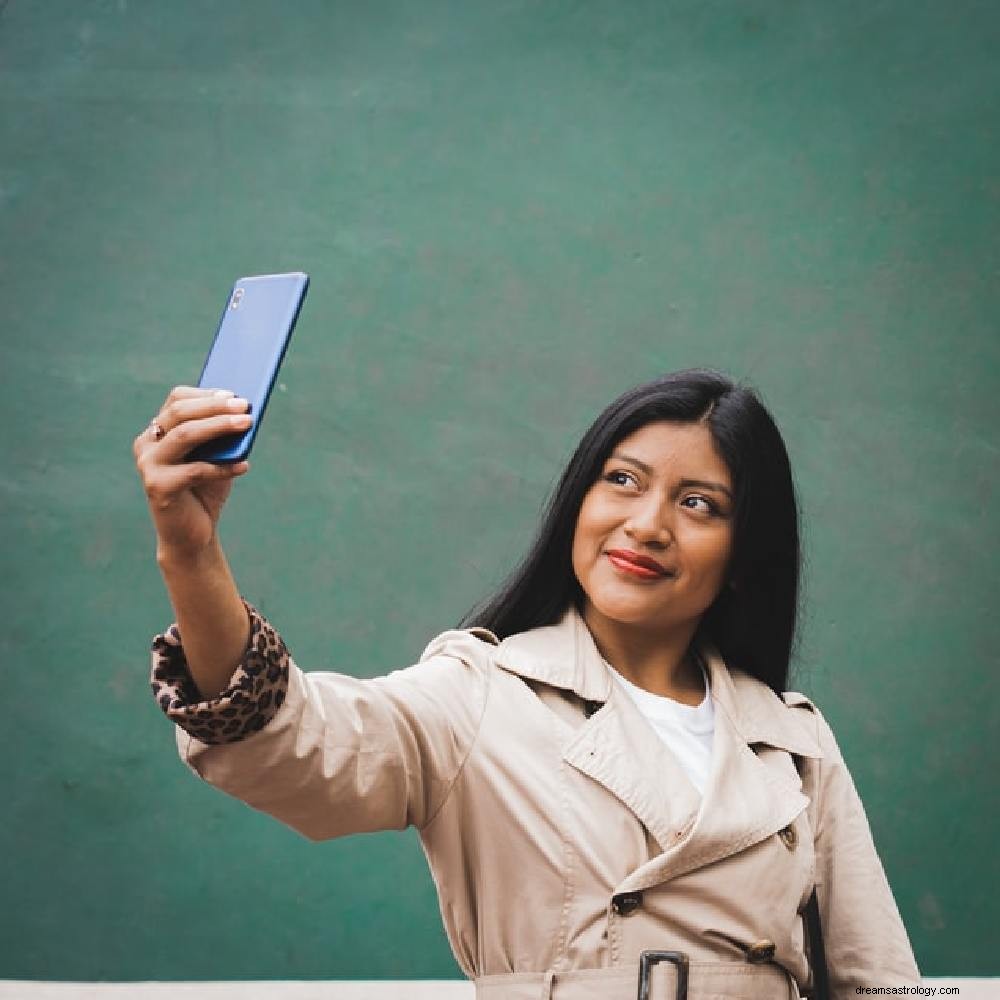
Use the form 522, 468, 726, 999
150, 609, 492, 840
136, 386, 494, 840
133, 384, 255, 698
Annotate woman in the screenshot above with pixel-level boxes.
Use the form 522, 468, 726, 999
135, 369, 920, 999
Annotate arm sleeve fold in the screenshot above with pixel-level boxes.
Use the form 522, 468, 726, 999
150, 611, 491, 841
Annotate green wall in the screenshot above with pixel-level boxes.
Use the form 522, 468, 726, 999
2, 0, 997, 980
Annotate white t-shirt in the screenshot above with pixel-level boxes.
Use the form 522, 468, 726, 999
603, 658, 715, 795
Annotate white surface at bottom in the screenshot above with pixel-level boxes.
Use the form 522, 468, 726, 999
0, 987, 465, 999
0, 987, 467, 1000
0, 980, 995, 999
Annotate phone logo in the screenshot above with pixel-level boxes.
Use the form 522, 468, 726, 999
231, 287, 245, 309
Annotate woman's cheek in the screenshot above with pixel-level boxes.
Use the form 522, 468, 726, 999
699, 531, 734, 597
680, 525, 726, 579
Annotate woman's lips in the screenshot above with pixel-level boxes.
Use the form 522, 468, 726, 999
606, 551, 671, 580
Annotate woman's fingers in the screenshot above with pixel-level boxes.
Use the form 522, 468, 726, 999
149, 410, 253, 465
134, 386, 230, 455
132, 385, 253, 558
135, 390, 250, 462
142, 460, 249, 510
166, 385, 232, 404
157, 393, 250, 436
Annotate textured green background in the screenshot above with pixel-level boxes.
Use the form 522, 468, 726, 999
1, 0, 997, 981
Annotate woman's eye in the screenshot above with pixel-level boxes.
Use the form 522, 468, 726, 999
604, 470, 637, 487
682, 495, 717, 514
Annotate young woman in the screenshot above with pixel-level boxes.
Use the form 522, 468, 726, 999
135, 369, 920, 999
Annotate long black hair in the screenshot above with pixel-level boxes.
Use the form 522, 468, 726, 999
456, 368, 802, 694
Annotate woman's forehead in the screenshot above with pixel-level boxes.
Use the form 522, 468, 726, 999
610, 421, 732, 483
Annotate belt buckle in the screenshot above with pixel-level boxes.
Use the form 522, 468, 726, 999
637, 950, 689, 1000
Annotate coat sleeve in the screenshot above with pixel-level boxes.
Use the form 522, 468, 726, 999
151, 600, 291, 745
804, 703, 921, 994
154, 607, 493, 842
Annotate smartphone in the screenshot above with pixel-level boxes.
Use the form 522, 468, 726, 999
186, 272, 310, 464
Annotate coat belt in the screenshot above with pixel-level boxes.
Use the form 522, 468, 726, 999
474, 961, 800, 1000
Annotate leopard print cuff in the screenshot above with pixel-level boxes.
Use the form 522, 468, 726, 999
150, 599, 290, 745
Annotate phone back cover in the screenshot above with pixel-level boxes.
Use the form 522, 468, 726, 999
190, 272, 309, 462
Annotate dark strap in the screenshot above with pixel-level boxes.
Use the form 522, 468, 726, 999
804, 887, 830, 1000
788, 743, 831, 1000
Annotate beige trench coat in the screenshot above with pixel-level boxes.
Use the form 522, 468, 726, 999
175, 604, 920, 999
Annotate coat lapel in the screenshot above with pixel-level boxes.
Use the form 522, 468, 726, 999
497, 605, 701, 851
616, 646, 822, 893
561, 682, 703, 853
495, 605, 824, 893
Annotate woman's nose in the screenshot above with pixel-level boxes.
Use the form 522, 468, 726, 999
623, 501, 674, 548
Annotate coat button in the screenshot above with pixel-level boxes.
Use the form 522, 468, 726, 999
611, 891, 643, 916
746, 939, 776, 963
778, 824, 798, 850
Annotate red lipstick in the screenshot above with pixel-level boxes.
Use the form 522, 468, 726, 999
605, 549, 671, 579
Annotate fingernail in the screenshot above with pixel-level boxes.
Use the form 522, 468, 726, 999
213, 389, 235, 398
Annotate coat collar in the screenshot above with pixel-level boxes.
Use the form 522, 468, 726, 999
495, 604, 823, 760
495, 604, 823, 888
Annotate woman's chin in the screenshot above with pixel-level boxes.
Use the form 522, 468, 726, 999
584, 593, 672, 628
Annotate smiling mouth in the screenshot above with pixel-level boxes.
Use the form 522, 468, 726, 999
605, 552, 674, 580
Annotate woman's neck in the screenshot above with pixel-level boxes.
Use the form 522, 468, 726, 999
581, 604, 705, 705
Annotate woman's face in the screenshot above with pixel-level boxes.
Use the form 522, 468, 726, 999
571, 420, 735, 639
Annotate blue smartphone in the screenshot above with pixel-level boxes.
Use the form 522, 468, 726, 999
186, 272, 309, 464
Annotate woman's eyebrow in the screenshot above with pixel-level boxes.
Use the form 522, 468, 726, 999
610, 452, 733, 500
610, 451, 654, 475
678, 478, 734, 500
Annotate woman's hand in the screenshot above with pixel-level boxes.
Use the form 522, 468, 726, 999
133, 386, 253, 561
